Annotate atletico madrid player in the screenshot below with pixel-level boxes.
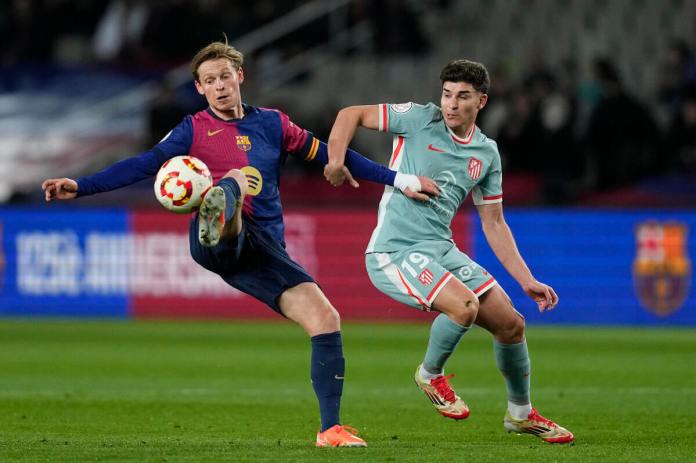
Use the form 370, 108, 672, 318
325, 59, 574, 444
41, 38, 440, 447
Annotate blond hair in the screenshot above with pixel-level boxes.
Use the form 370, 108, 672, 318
190, 37, 244, 82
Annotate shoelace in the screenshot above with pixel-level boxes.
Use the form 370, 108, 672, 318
431, 374, 457, 403
529, 408, 556, 428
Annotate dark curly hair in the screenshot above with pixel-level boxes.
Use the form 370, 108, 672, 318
440, 59, 490, 94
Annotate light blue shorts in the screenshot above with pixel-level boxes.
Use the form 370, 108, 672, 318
365, 241, 496, 311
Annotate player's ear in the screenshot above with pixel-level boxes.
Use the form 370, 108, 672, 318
194, 79, 205, 96
238, 67, 244, 85
478, 93, 488, 110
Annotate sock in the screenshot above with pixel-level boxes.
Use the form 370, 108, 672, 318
494, 339, 532, 418
419, 364, 441, 381
218, 177, 240, 222
422, 313, 470, 374
508, 401, 532, 420
311, 331, 345, 432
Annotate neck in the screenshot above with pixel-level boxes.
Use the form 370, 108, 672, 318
211, 103, 244, 121
451, 122, 475, 139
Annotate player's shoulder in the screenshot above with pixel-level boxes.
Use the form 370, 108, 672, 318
391, 101, 441, 117
191, 109, 212, 123
474, 126, 500, 154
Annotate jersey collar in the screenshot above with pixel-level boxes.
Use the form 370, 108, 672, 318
206, 103, 256, 122
447, 123, 476, 145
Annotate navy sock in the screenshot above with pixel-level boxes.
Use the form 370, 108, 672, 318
310, 331, 345, 432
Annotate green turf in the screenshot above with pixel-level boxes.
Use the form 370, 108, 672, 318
0, 320, 694, 462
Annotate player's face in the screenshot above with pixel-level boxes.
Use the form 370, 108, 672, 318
440, 81, 488, 135
195, 58, 244, 119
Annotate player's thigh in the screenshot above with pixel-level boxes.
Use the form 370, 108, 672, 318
365, 245, 453, 311
475, 285, 526, 343
440, 245, 497, 298
279, 282, 340, 336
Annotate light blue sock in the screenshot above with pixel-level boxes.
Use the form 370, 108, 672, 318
493, 339, 531, 405
422, 313, 470, 374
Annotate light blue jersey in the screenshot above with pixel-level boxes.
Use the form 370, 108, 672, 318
367, 102, 503, 253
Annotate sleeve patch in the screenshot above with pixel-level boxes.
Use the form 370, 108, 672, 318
390, 102, 413, 113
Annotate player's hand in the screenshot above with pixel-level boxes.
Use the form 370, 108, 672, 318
402, 175, 440, 202
418, 176, 440, 197
324, 162, 359, 188
42, 178, 78, 201
521, 279, 559, 312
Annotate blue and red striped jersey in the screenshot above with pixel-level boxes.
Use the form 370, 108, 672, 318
77, 104, 396, 245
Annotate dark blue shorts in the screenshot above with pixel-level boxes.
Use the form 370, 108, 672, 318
188, 178, 315, 314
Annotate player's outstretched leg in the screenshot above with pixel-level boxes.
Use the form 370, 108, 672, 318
279, 283, 366, 448
198, 169, 246, 247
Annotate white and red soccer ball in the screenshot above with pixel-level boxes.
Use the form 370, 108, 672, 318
154, 155, 213, 214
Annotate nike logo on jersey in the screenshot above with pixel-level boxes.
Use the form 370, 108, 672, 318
428, 144, 446, 153
334, 375, 345, 380
207, 128, 225, 137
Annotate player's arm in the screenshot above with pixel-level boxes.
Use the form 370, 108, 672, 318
42, 118, 193, 201
324, 105, 438, 201
282, 109, 438, 200
326, 105, 379, 186
477, 202, 559, 312
42, 150, 164, 202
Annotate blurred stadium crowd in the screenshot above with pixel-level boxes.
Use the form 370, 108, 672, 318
1, 0, 695, 206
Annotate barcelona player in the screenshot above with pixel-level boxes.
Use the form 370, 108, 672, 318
41, 39, 439, 448
325, 59, 574, 443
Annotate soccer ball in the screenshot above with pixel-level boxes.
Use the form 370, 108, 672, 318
154, 155, 213, 214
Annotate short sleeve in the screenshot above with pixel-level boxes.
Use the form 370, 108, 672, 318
378, 102, 437, 136
472, 141, 503, 205
276, 110, 309, 154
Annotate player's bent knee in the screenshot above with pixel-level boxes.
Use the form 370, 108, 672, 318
453, 298, 479, 326
306, 304, 340, 335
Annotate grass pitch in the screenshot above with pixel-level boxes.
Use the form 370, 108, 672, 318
1, 320, 694, 462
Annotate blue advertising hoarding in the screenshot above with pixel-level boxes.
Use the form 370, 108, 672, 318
473, 210, 696, 325
0, 207, 129, 317
1, 207, 694, 325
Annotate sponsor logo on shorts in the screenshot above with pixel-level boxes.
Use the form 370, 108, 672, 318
633, 221, 690, 317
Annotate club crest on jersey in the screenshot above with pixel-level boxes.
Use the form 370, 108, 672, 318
468, 157, 482, 180
235, 135, 252, 152
633, 221, 691, 317
241, 166, 263, 196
